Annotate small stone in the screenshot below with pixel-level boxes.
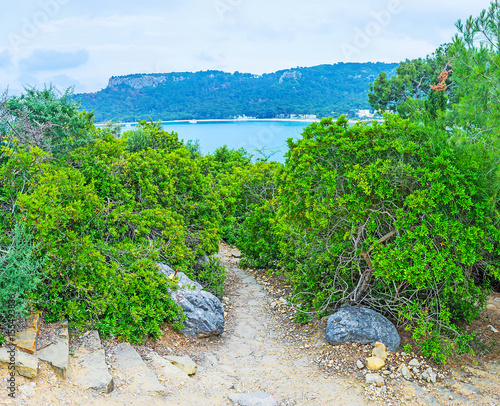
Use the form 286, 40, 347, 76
401, 352, 406, 356
398, 364, 411, 380
365, 373, 384, 387
372, 342, 387, 360
18, 384, 35, 397
366, 356, 385, 371
487, 324, 499, 333
409, 358, 420, 367
357, 360, 364, 369
421, 367, 437, 383
164, 355, 197, 375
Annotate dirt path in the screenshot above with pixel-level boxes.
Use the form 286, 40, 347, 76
162, 263, 367, 405
0, 247, 368, 406
3, 245, 500, 405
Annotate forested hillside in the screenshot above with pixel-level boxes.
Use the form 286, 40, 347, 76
76, 63, 398, 123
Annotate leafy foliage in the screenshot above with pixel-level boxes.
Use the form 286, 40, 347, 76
238, 115, 499, 362
0, 224, 44, 324
2, 86, 95, 158
0, 87, 227, 343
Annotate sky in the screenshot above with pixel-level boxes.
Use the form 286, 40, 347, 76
0, 0, 494, 94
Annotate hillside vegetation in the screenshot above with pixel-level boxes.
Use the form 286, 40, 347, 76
76, 63, 397, 123
1, 2, 500, 364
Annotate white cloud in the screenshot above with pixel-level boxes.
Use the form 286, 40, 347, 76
0, 0, 495, 93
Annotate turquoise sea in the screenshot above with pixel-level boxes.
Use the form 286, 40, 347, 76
120, 120, 313, 163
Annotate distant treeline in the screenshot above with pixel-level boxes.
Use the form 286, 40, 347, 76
76, 62, 398, 123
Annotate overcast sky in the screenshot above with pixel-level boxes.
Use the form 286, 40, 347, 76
0, 0, 493, 94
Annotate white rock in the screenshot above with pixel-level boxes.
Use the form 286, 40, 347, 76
398, 364, 411, 380
487, 324, 499, 333
356, 360, 364, 369
365, 373, 385, 387
164, 355, 197, 375
421, 367, 437, 383
409, 358, 420, 367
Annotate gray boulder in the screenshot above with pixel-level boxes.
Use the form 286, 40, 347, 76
157, 262, 224, 338
325, 306, 400, 351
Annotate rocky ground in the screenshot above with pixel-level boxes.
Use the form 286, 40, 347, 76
0, 243, 499, 405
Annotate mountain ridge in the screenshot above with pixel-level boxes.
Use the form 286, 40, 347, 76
76, 62, 398, 123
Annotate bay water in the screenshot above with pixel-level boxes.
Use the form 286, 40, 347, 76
121, 120, 313, 163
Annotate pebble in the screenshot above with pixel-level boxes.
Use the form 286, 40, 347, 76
409, 358, 420, 367
366, 356, 385, 371
365, 373, 385, 387
398, 364, 411, 380
357, 360, 364, 369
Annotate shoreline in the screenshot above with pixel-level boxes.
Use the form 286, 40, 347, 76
97, 118, 322, 126
95, 117, 383, 126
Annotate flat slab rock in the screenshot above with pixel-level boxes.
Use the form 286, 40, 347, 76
78, 348, 114, 394
37, 321, 69, 379
114, 342, 165, 395
74, 330, 113, 394
0, 347, 38, 378
157, 262, 224, 338
147, 351, 189, 384
6, 313, 40, 355
325, 306, 400, 351
228, 392, 277, 406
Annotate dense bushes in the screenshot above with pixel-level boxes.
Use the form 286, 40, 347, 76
1, 61, 499, 360
237, 115, 500, 362
0, 91, 227, 343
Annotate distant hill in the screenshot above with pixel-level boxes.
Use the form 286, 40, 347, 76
76, 63, 398, 123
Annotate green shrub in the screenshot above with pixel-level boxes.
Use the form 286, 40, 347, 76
198, 146, 252, 245
122, 120, 183, 153
0, 224, 44, 324
3, 130, 222, 342
191, 257, 227, 298
2, 86, 95, 158
271, 115, 499, 362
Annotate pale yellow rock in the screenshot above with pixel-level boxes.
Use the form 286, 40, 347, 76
366, 356, 385, 371
5, 313, 40, 355
0, 348, 39, 378
164, 355, 197, 375
372, 342, 387, 360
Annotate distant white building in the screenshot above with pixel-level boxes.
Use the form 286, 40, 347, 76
357, 109, 375, 118
290, 114, 317, 119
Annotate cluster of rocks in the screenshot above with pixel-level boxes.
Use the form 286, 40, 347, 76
0, 261, 224, 400
0, 318, 68, 380
357, 342, 439, 388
